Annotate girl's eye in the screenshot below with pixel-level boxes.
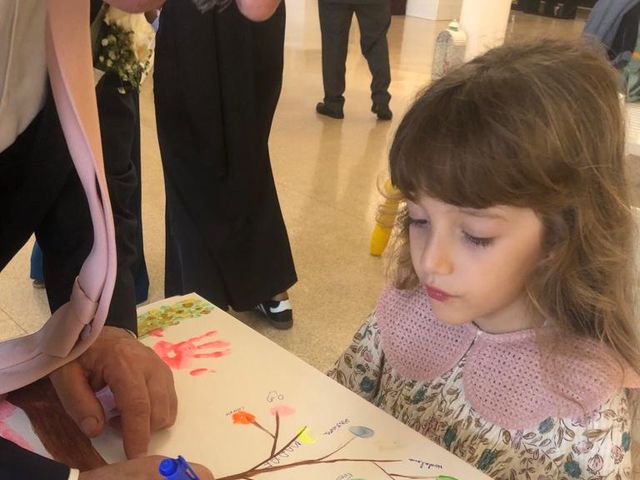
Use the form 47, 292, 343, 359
408, 217, 429, 228
463, 232, 493, 248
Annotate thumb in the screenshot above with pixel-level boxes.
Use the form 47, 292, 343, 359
50, 362, 106, 438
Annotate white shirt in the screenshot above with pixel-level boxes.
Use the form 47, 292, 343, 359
0, 0, 48, 153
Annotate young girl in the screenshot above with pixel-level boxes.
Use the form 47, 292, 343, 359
329, 40, 640, 479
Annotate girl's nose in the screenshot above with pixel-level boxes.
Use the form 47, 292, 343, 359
420, 236, 454, 276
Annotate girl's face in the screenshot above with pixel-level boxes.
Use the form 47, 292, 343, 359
407, 195, 545, 333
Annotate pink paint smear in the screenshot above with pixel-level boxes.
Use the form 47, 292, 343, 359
0, 400, 33, 451
153, 330, 231, 370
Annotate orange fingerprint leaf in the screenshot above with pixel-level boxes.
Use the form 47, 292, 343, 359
232, 411, 256, 425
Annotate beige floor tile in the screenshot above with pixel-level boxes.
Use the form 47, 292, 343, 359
0, 306, 26, 341
0, 237, 49, 336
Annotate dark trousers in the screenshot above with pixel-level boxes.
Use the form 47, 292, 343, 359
521, 0, 579, 18
98, 74, 149, 305
95, 73, 145, 312
0, 107, 93, 317
0, 87, 138, 332
318, 0, 391, 108
155, 1, 297, 311
28, 73, 149, 304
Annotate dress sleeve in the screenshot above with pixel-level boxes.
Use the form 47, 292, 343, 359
552, 389, 635, 479
327, 314, 385, 402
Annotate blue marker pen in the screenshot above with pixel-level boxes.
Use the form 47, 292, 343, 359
159, 456, 201, 480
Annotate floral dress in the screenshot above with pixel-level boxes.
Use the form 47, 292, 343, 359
328, 316, 635, 480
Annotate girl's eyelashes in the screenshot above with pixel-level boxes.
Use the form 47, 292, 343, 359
463, 232, 494, 248
408, 216, 495, 247
407, 217, 429, 228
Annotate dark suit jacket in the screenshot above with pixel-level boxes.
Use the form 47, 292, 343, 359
0, 437, 69, 480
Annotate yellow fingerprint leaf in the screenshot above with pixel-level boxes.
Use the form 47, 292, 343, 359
297, 426, 316, 444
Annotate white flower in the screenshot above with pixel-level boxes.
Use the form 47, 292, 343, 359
101, 38, 109, 46
106, 59, 113, 67
104, 6, 155, 62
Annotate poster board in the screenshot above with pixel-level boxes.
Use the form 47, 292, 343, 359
2, 294, 492, 479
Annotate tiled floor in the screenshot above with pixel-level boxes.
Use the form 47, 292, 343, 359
0, 4, 591, 372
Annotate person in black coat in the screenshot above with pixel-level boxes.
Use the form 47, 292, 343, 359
3, 0, 281, 475
154, 0, 298, 329
315, 0, 392, 120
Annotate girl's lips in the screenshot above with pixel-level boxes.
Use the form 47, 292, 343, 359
425, 285, 452, 302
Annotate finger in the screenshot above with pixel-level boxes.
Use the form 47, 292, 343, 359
117, 456, 214, 480
146, 375, 171, 432
165, 368, 178, 427
50, 363, 106, 438
107, 369, 152, 459
148, 353, 177, 430
191, 463, 215, 480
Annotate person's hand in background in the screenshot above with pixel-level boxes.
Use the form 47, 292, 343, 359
106, 0, 165, 13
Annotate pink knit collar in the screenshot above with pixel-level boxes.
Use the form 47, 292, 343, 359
376, 287, 640, 430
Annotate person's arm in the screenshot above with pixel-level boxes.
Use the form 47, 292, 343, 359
560, 391, 635, 479
327, 314, 385, 402
78, 456, 214, 479
104, 0, 165, 13
524, 389, 635, 479
0, 438, 214, 480
235, 0, 281, 21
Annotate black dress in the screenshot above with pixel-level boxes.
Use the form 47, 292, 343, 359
154, 0, 297, 311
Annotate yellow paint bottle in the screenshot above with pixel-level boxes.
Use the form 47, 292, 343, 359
370, 178, 400, 256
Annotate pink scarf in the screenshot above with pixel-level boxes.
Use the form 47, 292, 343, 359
0, 0, 116, 394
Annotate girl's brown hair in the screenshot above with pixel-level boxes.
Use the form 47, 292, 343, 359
389, 40, 640, 379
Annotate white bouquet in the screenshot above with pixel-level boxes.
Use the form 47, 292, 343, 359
94, 6, 155, 93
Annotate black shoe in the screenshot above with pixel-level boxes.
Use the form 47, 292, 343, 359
255, 299, 293, 329
372, 103, 392, 121
316, 102, 344, 119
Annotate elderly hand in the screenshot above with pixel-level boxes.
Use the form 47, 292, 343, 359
49, 326, 177, 459
78, 456, 214, 480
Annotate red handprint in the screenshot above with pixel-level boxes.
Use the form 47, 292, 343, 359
152, 330, 231, 371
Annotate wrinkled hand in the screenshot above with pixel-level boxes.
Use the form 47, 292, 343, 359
105, 0, 165, 13
49, 326, 177, 459
78, 456, 214, 480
